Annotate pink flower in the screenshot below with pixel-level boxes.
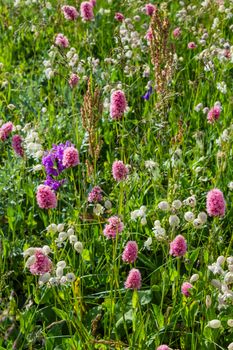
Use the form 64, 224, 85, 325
173, 27, 181, 38
122, 241, 138, 263
103, 216, 124, 239
62, 146, 79, 168
115, 12, 125, 22
61, 5, 79, 20
55, 33, 69, 48
110, 90, 127, 120
69, 73, 79, 88
145, 29, 153, 41
181, 282, 193, 297
80, 1, 94, 21
88, 186, 103, 203
90, 0, 96, 6
125, 268, 141, 289
12, 134, 24, 157
29, 249, 52, 275
206, 189, 226, 217
207, 106, 221, 124
145, 4, 156, 16
36, 185, 57, 209
157, 346, 170, 350
112, 160, 128, 181
169, 235, 187, 257
188, 42, 197, 49
0, 121, 13, 141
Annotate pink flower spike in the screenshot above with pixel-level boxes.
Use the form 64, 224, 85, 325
169, 235, 187, 257
188, 42, 197, 49
0, 121, 13, 140
145, 4, 156, 16
110, 90, 127, 120
145, 29, 153, 41
112, 160, 128, 182
125, 268, 141, 289
29, 249, 52, 275
88, 186, 103, 203
36, 185, 57, 209
61, 5, 79, 20
12, 134, 24, 157
80, 1, 94, 21
115, 12, 125, 22
207, 106, 221, 124
122, 241, 138, 264
69, 73, 79, 88
62, 146, 80, 168
157, 346, 170, 350
55, 33, 69, 48
90, 0, 96, 6
181, 282, 193, 297
206, 189, 226, 217
173, 27, 181, 38
103, 216, 124, 239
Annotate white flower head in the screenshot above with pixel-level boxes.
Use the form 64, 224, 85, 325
169, 215, 180, 227
184, 211, 195, 222
158, 201, 170, 211
207, 320, 221, 329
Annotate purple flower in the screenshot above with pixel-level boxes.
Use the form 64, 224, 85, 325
42, 141, 72, 176
44, 176, 65, 191
142, 86, 153, 100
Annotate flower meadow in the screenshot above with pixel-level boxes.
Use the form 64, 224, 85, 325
0, 0, 233, 349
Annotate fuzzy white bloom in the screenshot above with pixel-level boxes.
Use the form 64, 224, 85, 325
57, 224, 65, 232
211, 279, 222, 289
23, 247, 36, 257
184, 195, 196, 207
227, 257, 233, 265
49, 277, 59, 286
69, 235, 78, 244
25, 255, 36, 267
67, 228, 74, 236
141, 217, 147, 225
32, 164, 43, 172
45, 67, 54, 79
158, 201, 170, 211
198, 212, 207, 224
169, 215, 180, 227
47, 223, 57, 233
228, 182, 233, 190
207, 320, 221, 329
227, 319, 233, 328
145, 160, 157, 169
194, 103, 203, 112
228, 343, 233, 350
153, 227, 166, 241
66, 272, 76, 282
57, 261, 66, 269
224, 272, 233, 284
172, 199, 182, 210
144, 237, 152, 250
190, 274, 199, 283
42, 245, 51, 255
208, 262, 224, 275
60, 276, 67, 284
74, 241, 83, 253
131, 209, 141, 221
39, 272, 51, 284
58, 232, 67, 242
193, 218, 203, 229
93, 203, 104, 216
205, 295, 212, 308
216, 81, 227, 94
104, 200, 112, 209
184, 211, 195, 222
56, 267, 64, 278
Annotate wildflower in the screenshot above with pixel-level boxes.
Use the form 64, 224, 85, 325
169, 215, 180, 227
74, 241, 83, 253
144, 237, 152, 250
56, 267, 64, 278
112, 160, 128, 181
172, 200, 182, 210
206, 189, 226, 217
184, 211, 195, 222
69, 73, 79, 88
142, 86, 153, 100
27, 249, 52, 275
207, 320, 221, 329
62, 146, 80, 168
66, 272, 76, 282
88, 186, 103, 203
12, 135, 24, 157
55, 33, 69, 48
110, 90, 127, 120
205, 295, 212, 308
228, 343, 233, 350
158, 201, 170, 211
157, 345, 171, 350
47, 223, 57, 233
181, 282, 193, 297
228, 320, 233, 327
93, 203, 104, 216
145, 29, 153, 41
39, 272, 51, 285
207, 105, 221, 124
115, 12, 124, 22
145, 4, 156, 16
103, 216, 124, 239
169, 235, 187, 257
124, 268, 141, 289
216, 81, 227, 94
36, 185, 57, 209
44, 176, 64, 191
61, 5, 79, 20
198, 212, 207, 224
188, 42, 197, 49
194, 103, 203, 112
104, 200, 112, 209
122, 241, 138, 263
90, 0, 96, 6
42, 142, 72, 176
184, 195, 196, 207
190, 274, 199, 283
69, 235, 78, 244
0, 121, 13, 141
80, 1, 94, 21
193, 218, 203, 228
173, 27, 181, 38
57, 261, 66, 268
153, 227, 166, 241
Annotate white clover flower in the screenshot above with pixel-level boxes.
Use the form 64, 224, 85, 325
153, 227, 166, 241
184, 195, 196, 207
198, 212, 207, 224
69, 235, 78, 244
67, 228, 74, 236
193, 218, 203, 229
57, 224, 65, 232
169, 215, 180, 227
140, 216, 147, 225
172, 200, 182, 210
190, 274, 199, 283
58, 232, 67, 242
66, 273, 76, 282
144, 237, 152, 250
57, 261, 66, 269
56, 267, 64, 278
205, 295, 212, 308
74, 241, 83, 253
93, 203, 104, 216
207, 320, 221, 329
158, 201, 170, 211
184, 211, 195, 222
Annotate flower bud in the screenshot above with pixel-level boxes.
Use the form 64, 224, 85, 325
207, 320, 221, 328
